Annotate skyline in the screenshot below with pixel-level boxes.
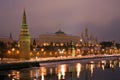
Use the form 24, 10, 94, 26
0, 0, 120, 42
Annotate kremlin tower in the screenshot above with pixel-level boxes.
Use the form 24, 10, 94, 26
19, 10, 30, 60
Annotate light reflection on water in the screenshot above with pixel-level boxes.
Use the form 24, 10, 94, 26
57, 64, 66, 80
90, 61, 94, 76
8, 70, 20, 80
119, 61, 120, 67
76, 63, 81, 78
101, 60, 106, 70
0, 59, 120, 80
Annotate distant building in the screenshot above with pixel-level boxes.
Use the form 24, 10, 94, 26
0, 33, 13, 44
35, 29, 80, 46
0, 37, 13, 44
81, 28, 98, 44
80, 28, 100, 55
0, 33, 14, 48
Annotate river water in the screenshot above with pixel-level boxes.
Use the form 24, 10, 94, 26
0, 58, 120, 80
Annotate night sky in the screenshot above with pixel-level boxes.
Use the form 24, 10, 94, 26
0, 0, 120, 42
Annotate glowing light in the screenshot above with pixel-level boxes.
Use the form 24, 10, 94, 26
8, 70, 20, 80
64, 52, 67, 55
30, 70, 33, 78
102, 49, 105, 52
119, 62, 120, 68
101, 64, 105, 70
41, 73, 44, 80
50, 68, 53, 75
30, 52, 33, 56
35, 57, 38, 60
76, 63, 81, 78
61, 65, 66, 77
91, 49, 94, 52
33, 48, 36, 51
58, 49, 65, 57
29, 69, 39, 79
16, 50, 19, 54
43, 52, 46, 55
7, 50, 11, 54
90, 61, 94, 76
101, 60, 106, 70
40, 67, 46, 80
50, 52, 52, 55
60, 43, 64, 46
12, 48, 15, 51
80, 39, 83, 42
55, 52, 57, 55
36, 52, 40, 56
57, 64, 66, 80
41, 48, 44, 52
110, 60, 112, 68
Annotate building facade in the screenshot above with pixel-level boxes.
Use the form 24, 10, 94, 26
36, 29, 80, 46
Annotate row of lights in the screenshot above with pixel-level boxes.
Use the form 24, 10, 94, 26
7, 48, 19, 55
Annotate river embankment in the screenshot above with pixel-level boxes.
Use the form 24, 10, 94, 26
0, 55, 119, 70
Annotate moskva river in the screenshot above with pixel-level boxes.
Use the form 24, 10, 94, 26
0, 58, 120, 80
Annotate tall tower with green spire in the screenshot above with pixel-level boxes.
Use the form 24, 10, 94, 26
19, 10, 30, 60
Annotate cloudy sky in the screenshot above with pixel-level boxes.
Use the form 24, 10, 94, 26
0, 0, 120, 42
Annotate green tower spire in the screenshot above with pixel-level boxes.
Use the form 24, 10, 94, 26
19, 9, 30, 60
23, 10, 27, 24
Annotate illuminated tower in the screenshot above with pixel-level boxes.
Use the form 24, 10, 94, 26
19, 10, 30, 60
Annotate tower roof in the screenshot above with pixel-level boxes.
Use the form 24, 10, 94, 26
19, 10, 30, 37
22, 9, 27, 25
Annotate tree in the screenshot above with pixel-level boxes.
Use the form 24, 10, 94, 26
0, 41, 7, 60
